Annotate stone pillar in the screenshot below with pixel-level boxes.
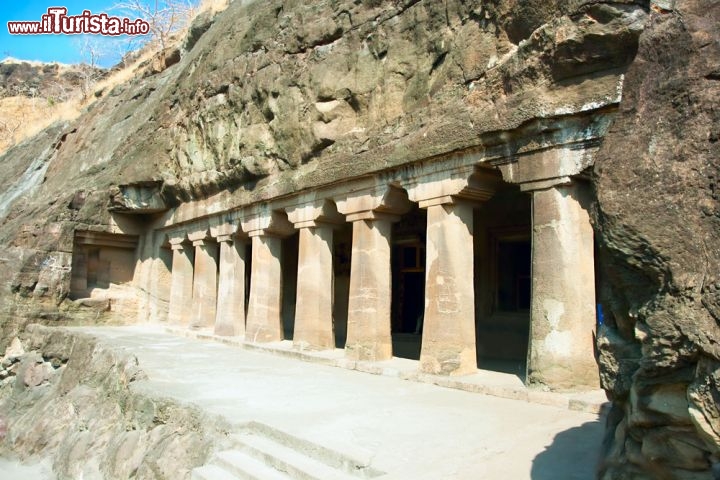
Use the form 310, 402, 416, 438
168, 235, 194, 327
347, 214, 397, 360
246, 235, 283, 342
336, 185, 411, 361
419, 199, 478, 375
242, 211, 294, 343
148, 243, 172, 324
189, 230, 218, 330
214, 234, 247, 337
287, 199, 343, 350
294, 226, 335, 349
405, 166, 496, 376
525, 180, 598, 389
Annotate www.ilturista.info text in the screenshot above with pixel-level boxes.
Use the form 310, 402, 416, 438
7, 7, 150, 36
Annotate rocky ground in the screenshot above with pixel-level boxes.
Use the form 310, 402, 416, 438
0, 59, 106, 152
0, 59, 105, 100
0, 325, 228, 479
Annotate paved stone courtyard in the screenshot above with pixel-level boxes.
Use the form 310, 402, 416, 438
29, 325, 610, 480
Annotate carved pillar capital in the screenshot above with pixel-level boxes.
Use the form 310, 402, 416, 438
335, 184, 411, 222
403, 165, 497, 208
286, 197, 344, 229
241, 208, 294, 238
168, 233, 189, 251
210, 220, 240, 238
498, 144, 594, 192
187, 229, 211, 245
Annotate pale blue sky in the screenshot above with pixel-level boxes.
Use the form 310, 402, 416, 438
1, 1, 151, 67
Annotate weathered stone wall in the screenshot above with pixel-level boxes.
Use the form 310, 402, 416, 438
593, 1, 720, 478
0, 325, 226, 479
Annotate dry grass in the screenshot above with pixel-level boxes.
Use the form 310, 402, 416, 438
199, 0, 230, 15
0, 96, 82, 153
0, 0, 231, 156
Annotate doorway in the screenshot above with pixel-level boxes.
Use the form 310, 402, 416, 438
391, 205, 426, 360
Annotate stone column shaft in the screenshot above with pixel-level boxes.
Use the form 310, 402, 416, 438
190, 239, 218, 329
337, 184, 411, 361
294, 225, 335, 350
528, 182, 599, 389
245, 234, 284, 342
149, 247, 172, 324
214, 236, 247, 336
168, 243, 194, 326
345, 215, 394, 361
419, 200, 477, 376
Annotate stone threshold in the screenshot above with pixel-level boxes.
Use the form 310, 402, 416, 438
167, 327, 610, 415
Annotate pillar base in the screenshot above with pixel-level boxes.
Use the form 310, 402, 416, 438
345, 343, 392, 362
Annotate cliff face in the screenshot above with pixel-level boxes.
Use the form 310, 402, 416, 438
105, 0, 644, 200
593, 1, 720, 477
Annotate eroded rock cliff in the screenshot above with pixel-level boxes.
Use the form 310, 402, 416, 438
593, 1, 720, 478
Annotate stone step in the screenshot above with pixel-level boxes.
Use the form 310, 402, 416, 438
232, 432, 361, 480
215, 450, 292, 480
191, 464, 241, 480
238, 422, 380, 477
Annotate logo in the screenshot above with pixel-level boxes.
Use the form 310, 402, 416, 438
7, 7, 150, 36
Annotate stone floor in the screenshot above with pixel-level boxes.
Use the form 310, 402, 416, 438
168, 326, 608, 414
60, 325, 607, 480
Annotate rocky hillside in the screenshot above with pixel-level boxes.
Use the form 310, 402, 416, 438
0, 59, 101, 152
0, 59, 104, 100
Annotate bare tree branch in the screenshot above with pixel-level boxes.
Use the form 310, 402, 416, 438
113, 0, 198, 52
73, 36, 107, 100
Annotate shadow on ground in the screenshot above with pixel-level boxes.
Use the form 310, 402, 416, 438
531, 419, 604, 480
